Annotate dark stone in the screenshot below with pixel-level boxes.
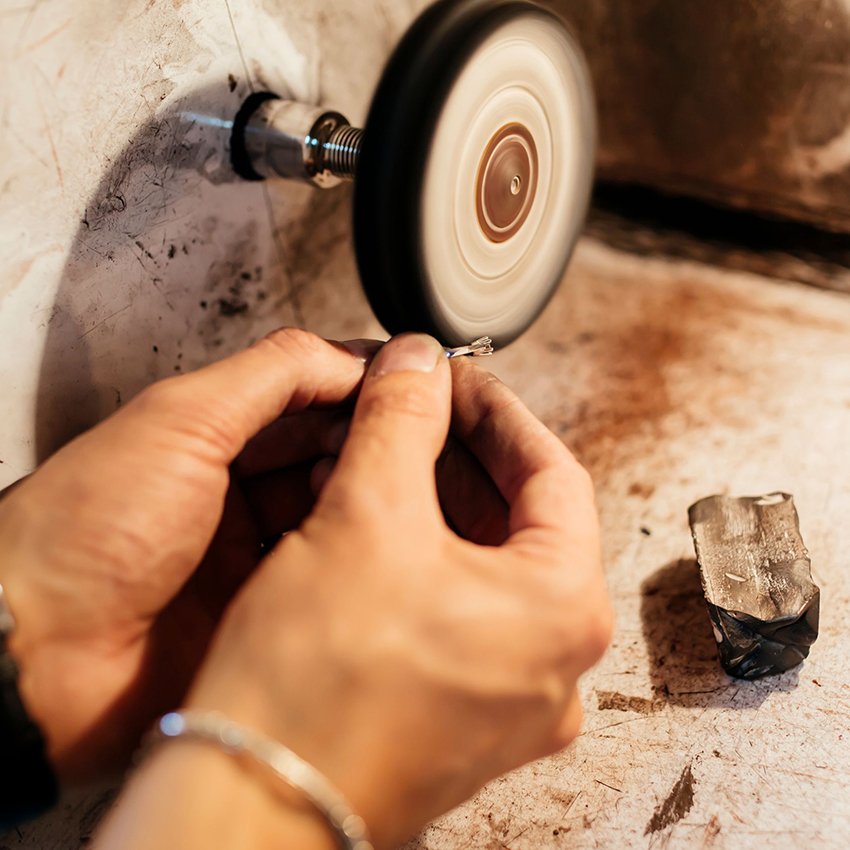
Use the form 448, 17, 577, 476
688, 493, 819, 680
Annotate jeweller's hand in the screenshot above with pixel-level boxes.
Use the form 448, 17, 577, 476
185, 333, 612, 850
0, 329, 374, 780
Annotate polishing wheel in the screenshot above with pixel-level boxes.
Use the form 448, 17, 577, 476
233, 0, 596, 349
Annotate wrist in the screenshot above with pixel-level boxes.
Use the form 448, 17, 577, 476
0, 580, 59, 827
0, 506, 126, 782
98, 737, 338, 850
0, 501, 54, 737
183, 673, 396, 849
0, 567, 67, 776
0, 560, 113, 783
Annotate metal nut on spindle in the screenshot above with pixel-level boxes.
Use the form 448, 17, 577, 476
234, 95, 363, 188
324, 125, 364, 180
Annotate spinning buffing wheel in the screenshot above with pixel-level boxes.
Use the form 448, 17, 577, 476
233, 0, 595, 348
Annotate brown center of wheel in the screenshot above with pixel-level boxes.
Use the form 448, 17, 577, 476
475, 123, 538, 243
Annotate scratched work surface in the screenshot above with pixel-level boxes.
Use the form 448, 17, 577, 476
2, 1, 850, 848
6, 239, 850, 849
403, 241, 850, 849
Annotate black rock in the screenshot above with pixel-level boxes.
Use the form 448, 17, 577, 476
688, 492, 819, 680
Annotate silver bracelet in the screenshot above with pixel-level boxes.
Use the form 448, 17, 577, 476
147, 711, 374, 850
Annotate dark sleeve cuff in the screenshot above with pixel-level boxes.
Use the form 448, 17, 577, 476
0, 649, 59, 828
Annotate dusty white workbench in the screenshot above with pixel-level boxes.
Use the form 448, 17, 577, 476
2, 0, 849, 845
403, 239, 850, 849
5, 237, 849, 849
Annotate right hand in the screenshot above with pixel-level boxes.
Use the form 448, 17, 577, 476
187, 333, 612, 850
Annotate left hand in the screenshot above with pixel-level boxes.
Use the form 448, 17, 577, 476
0, 329, 374, 781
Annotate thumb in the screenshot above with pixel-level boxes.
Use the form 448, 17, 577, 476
322, 333, 451, 512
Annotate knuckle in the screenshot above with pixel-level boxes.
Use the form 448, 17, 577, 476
548, 454, 597, 513
451, 357, 507, 396
571, 459, 596, 505
551, 699, 583, 751
550, 445, 594, 495
543, 571, 612, 669
567, 456, 595, 496
581, 597, 615, 667
466, 384, 520, 437
131, 376, 185, 416
128, 376, 240, 457
261, 327, 327, 361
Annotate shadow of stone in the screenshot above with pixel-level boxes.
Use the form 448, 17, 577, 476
640, 559, 799, 709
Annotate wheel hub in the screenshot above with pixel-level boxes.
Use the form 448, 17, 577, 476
475, 123, 538, 243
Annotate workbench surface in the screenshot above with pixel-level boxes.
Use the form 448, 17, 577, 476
405, 239, 850, 850
4, 0, 847, 845
5, 239, 848, 850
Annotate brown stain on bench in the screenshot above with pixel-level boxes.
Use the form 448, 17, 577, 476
645, 762, 696, 835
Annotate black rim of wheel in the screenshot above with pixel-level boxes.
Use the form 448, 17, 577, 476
353, 0, 593, 348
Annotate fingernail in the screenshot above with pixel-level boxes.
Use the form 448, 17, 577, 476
323, 417, 350, 456
342, 338, 385, 364
371, 333, 443, 377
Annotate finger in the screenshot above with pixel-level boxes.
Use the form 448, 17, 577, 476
553, 691, 584, 750
241, 463, 316, 538
436, 435, 509, 546
122, 329, 369, 464
0, 474, 29, 502
233, 411, 351, 478
310, 457, 336, 497
449, 359, 596, 545
330, 338, 384, 363
320, 334, 451, 514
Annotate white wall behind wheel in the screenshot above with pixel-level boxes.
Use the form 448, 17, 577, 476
420, 13, 595, 344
